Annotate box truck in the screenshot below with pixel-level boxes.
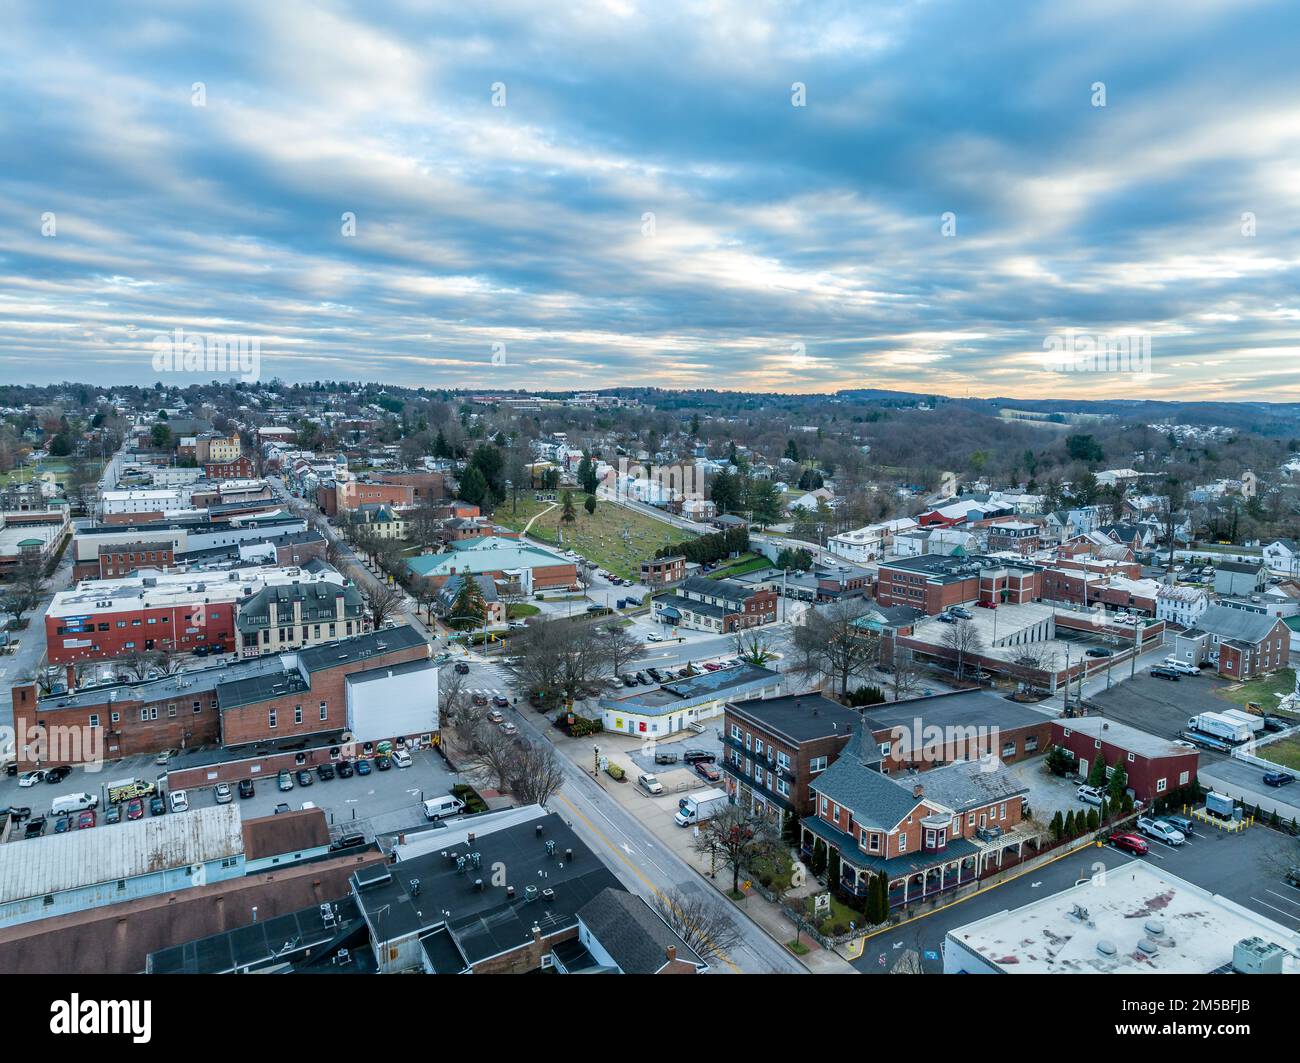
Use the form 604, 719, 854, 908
1187, 712, 1252, 744
674, 787, 729, 827
1218, 708, 1265, 735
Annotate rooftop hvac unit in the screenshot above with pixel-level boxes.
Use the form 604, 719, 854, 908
1232, 937, 1286, 975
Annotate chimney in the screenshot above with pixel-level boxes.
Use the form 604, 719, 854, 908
665, 945, 677, 964
912, 782, 924, 799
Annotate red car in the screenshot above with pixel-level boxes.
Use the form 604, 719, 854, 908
695, 762, 722, 783
702, 662, 721, 672
1109, 832, 1148, 855
976, 600, 997, 609
76, 810, 97, 830
125, 797, 145, 821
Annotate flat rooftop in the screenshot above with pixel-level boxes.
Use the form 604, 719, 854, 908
947, 861, 1300, 974
1055, 716, 1194, 760
862, 687, 1051, 735
726, 692, 861, 744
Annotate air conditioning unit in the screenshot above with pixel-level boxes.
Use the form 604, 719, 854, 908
1232, 937, 1285, 975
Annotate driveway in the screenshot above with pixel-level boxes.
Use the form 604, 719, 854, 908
1087, 669, 1230, 740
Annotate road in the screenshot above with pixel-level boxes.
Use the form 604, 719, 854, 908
458, 654, 806, 973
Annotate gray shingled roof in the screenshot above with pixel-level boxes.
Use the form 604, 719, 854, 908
577, 888, 704, 973
910, 759, 1028, 812
812, 734, 922, 829
1188, 604, 1280, 644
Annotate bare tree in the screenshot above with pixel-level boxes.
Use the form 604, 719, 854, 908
792, 600, 878, 695
363, 583, 404, 629
2, 559, 47, 625
941, 618, 984, 680
510, 741, 566, 806
887, 645, 923, 702
694, 802, 781, 896
593, 622, 643, 679
470, 728, 518, 792
652, 887, 742, 964
733, 629, 776, 666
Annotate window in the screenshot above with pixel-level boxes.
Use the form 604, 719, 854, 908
320, 701, 328, 721
294, 706, 303, 725
1127, 751, 1136, 762
999, 803, 1006, 820
820, 797, 828, 814
810, 756, 828, 773
1063, 728, 1071, 738
897, 833, 907, 853
755, 739, 764, 756
193, 701, 201, 714
88, 714, 100, 728
832, 804, 840, 821
1156, 778, 1168, 793
1179, 771, 1189, 786
1002, 740, 1015, 757
968, 812, 975, 826
167, 704, 176, 718
268, 709, 277, 729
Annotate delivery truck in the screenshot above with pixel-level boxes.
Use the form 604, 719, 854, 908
674, 787, 729, 827
1187, 712, 1252, 744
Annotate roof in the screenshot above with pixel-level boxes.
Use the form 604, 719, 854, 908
605, 664, 780, 718
241, 809, 332, 861
1184, 604, 1282, 645
1217, 560, 1266, 574
726, 692, 861, 744
946, 861, 1300, 974
0, 851, 382, 975
1055, 716, 1197, 760
406, 540, 573, 578
0, 805, 243, 905
908, 759, 1028, 812
811, 740, 923, 830
577, 888, 705, 973
861, 688, 1050, 743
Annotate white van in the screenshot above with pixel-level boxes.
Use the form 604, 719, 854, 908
51, 792, 98, 815
390, 749, 412, 769
422, 795, 466, 821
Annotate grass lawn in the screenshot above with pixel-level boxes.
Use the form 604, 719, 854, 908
785, 940, 810, 955
1217, 668, 1297, 711
707, 553, 771, 579
1261, 736, 1300, 771
507, 603, 540, 619
492, 495, 692, 580
798, 892, 863, 936
746, 851, 794, 893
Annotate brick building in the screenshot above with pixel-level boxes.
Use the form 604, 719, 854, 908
11, 624, 429, 767
875, 555, 1042, 615
721, 692, 861, 823
203, 454, 256, 480
1173, 605, 1290, 679
652, 575, 778, 633
98, 540, 175, 578
802, 736, 1030, 910
1050, 717, 1199, 803
640, 554, 686, 588
235, 579, 370, 656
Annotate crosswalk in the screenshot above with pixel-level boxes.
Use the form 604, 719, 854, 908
468, 687, 510, 699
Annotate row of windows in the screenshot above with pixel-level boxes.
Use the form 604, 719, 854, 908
267, 702, 330, 728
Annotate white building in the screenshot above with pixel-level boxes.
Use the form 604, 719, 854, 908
1155, 584, 1211, 627
100, 488, 185, 516
828, 517, 918, 564
943, 861, 1299, 975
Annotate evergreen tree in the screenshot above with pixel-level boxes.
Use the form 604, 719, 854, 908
583, 493, 597, 515
1086, 753, 1109, 788
1064, 810, 1077, 837
561, 489, 576, 523
1049, 810, 1064, 840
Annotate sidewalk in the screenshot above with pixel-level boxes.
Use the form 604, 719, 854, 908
546, 719, 857, 973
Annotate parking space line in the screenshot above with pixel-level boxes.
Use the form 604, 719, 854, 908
1248, 896, 1300, 926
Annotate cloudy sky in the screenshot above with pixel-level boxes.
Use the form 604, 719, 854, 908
3, 0, 1300, 400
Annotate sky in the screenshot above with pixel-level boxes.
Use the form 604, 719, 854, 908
3, 0, 1300, 400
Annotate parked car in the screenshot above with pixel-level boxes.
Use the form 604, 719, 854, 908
472, 693, 489, 706
296, 770, 314, 787
492, 695, 510, 708
1076, 785, 1105, 806
935, 613, 957, 623
155, 748, 178, 766
169, 789, 189, 813
76, 810, 97, 830
646, 633, 663, 642
949, 607, 974, 619
1085, 647, 1113, 658
355, 758, 372, 775
214, 782, 233, 804
126, 797, 145, 820
1149, 667, 1181, 681
1136, 815, 1185, 846
637, 773, 664, 795
1263, 770, 1296, 787
695, 762, 722, 782
374, 755, 392, 771
278, 770, 294, 792
654, 752, 679, 765
17, 770, 45, 788
1160, 814, 1195, 837
238, 778, 256, 798
43, 765, 71, 783
702, 662, 721, 671
1261, 716, 1291, 733
105, 804, 122, 825
54, 815, 72, 833
683, 749, 716, 764
23, 816, 45, 839
316, 763, 336, 781
330, 833, 366, 852
149, 795, 166, 816
1286, 866, 1300, 889
2, 805, 31, 823
336, 760, 355, 778
1109, 832, 1149, 855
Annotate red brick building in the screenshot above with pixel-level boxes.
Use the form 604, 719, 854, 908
640, 554, 686, 587
875, 555, 1043, 615
11, 625, 429, 767
204, 455, 256, 480
98, 541, 175, 578
1050, 717, 1199, 803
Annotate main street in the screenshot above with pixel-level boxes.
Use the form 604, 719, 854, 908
455, 654, 807, 974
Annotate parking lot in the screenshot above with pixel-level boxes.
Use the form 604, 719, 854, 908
1089, 669, 1232, 740
2, 745, 463, 844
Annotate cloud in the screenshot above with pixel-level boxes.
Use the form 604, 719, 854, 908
0, 0, 1298, 399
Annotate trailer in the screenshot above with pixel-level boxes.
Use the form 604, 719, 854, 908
1179, 730, 1235, 754
1218, 708, 1265, 735
1187, 712, 1252, 744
